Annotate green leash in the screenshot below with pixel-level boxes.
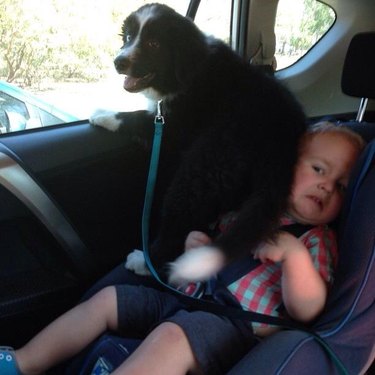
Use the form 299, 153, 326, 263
141, 99, 165, 285
140, 102, 203, 294
140, 100, 349, 375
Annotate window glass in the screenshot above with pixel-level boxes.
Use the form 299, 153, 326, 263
37, 108, 65, 127
275, 0, 335, 70
0, 0, 190, 132
193, 0, 232, 44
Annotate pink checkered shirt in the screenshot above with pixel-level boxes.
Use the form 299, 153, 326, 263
220, 214, 338, 324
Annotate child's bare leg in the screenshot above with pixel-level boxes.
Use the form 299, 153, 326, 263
15, 286, 118, 375
112, 322, 202, 375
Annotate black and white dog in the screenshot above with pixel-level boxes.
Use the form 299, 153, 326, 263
91, 3, 306, 284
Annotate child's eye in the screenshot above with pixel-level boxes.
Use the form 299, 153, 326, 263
313, 165, 324, 174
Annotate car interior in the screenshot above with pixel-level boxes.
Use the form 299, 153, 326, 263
0, 0, 374, 374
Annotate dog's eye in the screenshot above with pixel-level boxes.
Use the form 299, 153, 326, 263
148, 39, 160, 49
125, 34, 132, 43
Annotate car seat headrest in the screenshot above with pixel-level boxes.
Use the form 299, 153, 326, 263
341, 32, 375, 99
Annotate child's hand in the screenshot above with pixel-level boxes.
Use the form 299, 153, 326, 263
185, 231, 212, 250
255, 231, 328, 323
254, 231, 305, 263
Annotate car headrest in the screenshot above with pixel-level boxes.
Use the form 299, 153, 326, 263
341, 32, 375, 99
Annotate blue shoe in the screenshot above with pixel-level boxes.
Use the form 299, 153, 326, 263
0, 347, 22, 374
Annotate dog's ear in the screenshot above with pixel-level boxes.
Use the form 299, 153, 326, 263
171, 19, 209, 88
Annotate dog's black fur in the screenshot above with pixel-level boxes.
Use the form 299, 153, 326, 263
92, 3, 307, 281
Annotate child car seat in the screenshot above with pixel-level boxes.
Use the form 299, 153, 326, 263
228, 138, 375, 375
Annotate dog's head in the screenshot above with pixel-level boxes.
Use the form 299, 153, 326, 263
115, 3, 208, 100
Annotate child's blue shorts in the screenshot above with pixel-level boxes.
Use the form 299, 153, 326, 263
116, 284, 258, 374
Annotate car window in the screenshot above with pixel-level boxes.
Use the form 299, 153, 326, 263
275, 0, 335, 70
193, 0, 232, 44
0, 0, 191, 133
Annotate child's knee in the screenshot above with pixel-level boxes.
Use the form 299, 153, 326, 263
92, 286, 116, 304
156, 322, 188, 344
90, 286, 118, 330
155, 322, 202, 374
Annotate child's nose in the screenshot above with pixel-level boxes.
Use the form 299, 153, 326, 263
319, 179, 335, 193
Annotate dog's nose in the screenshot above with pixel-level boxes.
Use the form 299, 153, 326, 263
114, 55, 130, 73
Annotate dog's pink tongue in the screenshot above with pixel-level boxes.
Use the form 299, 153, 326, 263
123, 76, 140, 91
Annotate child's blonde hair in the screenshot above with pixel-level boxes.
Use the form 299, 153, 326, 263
300, 121, 366, 155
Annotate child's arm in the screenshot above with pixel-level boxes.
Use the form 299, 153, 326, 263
254, 231, 327, 323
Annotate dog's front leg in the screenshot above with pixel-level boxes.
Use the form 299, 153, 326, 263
90, 109, 123, 132
90, 109, 155, 140
125, 249, 151, 276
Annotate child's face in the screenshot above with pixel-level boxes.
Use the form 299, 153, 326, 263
288, 132, 361, 225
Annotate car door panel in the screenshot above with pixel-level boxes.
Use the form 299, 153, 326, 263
0, 113, 153, 346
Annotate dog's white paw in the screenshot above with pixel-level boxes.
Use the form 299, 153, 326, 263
125, 249, 151, 276
168, 246, 225, 286
89, 109, 122, 132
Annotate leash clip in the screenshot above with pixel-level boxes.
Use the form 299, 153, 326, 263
155, 99, 165, 124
